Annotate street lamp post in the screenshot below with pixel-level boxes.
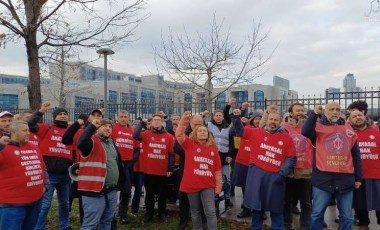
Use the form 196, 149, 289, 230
96, 48, 115, 119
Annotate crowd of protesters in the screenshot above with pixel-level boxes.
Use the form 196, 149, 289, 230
0, 98, 380, 230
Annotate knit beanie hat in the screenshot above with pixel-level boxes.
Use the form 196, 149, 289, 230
250, 111, 263, 120
52, 108, 68, 120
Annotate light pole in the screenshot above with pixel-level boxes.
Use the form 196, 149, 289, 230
96, 48, 115, 119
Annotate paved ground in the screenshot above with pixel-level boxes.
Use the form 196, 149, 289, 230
218, 188, 379, 230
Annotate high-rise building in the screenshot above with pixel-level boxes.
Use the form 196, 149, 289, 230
273, 75, 290, 90
343, 73, 356, 92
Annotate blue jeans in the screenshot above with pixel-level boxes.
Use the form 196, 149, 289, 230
131, 172, 144, 214
311, 186, 353, 230
222, 165, 231, 199
251, 210, 283, 230
187, 188, 217, 230
0, 199, 42, 230
119, 161, 134, 217
35, 173, 70, 230
81, 190, 118, 230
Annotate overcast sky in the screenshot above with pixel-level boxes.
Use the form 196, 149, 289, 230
1, 0, 379, 96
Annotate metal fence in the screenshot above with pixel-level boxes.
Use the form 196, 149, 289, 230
2, 88, 379, 122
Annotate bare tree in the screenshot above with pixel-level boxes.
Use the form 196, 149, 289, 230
0, 0, 148, 110
155, 15, 275, 112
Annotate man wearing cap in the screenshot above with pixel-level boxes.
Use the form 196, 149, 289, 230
302, 102, 363, 230
62, 108, 103, 224
0, 121, 47, 229
230, 110, 263, 218
28, 102, 73, 230
111, 110, 140, 225
77, 118, 124, 229
0, 111, 13, 138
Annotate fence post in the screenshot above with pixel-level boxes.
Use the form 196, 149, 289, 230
264, 97, 267, 109
324, 89, 328, 104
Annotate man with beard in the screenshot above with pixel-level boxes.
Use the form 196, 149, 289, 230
0, 111, 13, 139
77, 118, 124, 229
281, 103, 313, 230
302, 102, 363, 230
235, 112, 296, 229
28, 102, 73, 230
349, 110, 380, 230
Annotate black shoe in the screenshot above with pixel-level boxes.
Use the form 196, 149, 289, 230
143, 214, 153, 223
158, 213, 167, 222
120, 217, 129, 225
323, 221, 327, 228
263, 213, 267, 220
237, 209, 251, 218
292, 206, 300, 215
334, 218, 339, 223
64, 227, 73, 230
225, 199, 234, 209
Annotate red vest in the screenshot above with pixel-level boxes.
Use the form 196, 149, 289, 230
282, 122, 313, 169
315, 123, 356, 173
0, 144, 45, 204
245, 128, 296, 173
38, 124, 72, 160
235, 127, 255, 166
28, 133, 40, 147
78, 136, 107, 192
141, 131, 174, 176
111, 124, 139, 161
357, 127, 380, 179
179, 137, 222, 193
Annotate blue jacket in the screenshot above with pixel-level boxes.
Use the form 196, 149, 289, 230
302, 112, 363, 194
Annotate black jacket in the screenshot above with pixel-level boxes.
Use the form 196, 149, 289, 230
77, 124, 125, 195
302, 112, 363, 194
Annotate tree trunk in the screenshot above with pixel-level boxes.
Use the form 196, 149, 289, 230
26, 32, 42, 111
206, 69, 213, 112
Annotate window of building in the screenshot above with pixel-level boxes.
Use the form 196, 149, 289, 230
0, 94, 18, 109
254, 90, 265, 110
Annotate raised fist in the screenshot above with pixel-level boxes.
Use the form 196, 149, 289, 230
241, 117, 249, 124
314, 105, 323, 115
92, 118, 102, 128
228, 98, 237, 105
40, 102, 51, 113
267, 104, 278, 114
181, 111, 191, 124
0, 136, 10, 146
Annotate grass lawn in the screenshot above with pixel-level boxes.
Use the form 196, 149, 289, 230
46, 198, 252, 229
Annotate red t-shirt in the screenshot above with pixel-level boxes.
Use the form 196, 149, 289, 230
244, 127, 296, 173
37, 124, 72, 160
179, 137, 222, 193
0, 143, 45, 204
112, 124, 139, 161
235, 127, 255, 166
28, 133, 40, 147
141, 131, 174, 176
357, 127, 380, 179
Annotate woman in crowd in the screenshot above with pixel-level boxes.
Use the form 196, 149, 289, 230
175, 111, 222, 230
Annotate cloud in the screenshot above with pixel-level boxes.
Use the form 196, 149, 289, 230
0, 0, 379, 97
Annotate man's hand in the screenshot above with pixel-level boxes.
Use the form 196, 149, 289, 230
354, 181, 362, 189
314, 104, 323, 115
92, 118, 102, 128
39, 102, 51, 113
0, 136, 10, 146
158, 111, 166, 118
99, 108, 105, 115
181, 111, 192, 124
241, 117, 249, 124
167, 171, 173, 177
228, 98, 237, 106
